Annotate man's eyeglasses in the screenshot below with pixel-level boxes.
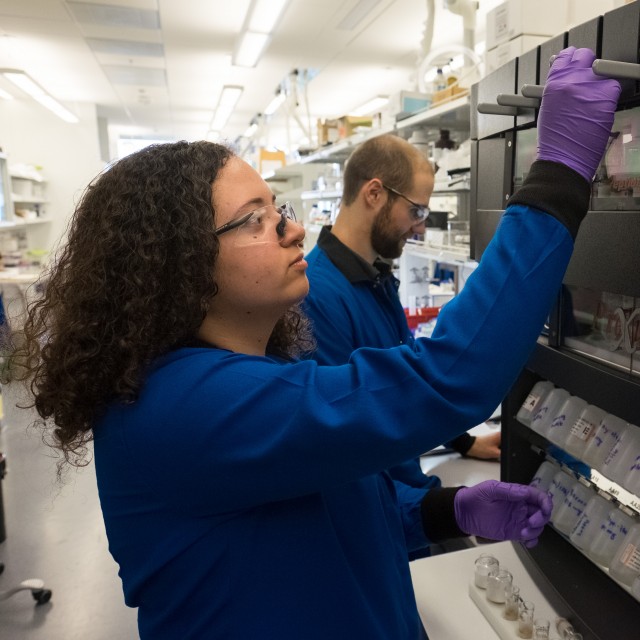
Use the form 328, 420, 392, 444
214, 202, 297, 245
381, 183, 430, 223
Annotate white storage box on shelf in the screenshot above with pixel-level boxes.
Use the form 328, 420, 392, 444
485, 0, 568, 50
485, 35, 549, 74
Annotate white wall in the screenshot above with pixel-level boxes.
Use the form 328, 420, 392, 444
0, 98, 104, 259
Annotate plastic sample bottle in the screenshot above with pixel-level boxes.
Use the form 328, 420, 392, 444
563, 403, 607, 460
530, 387, 570, 438
609, 521, 640, 586
586, 506, 636, 567
551, 479, 593, 536
569, 492, 615, 551
548, 470, 576, 521
581, 413, 628, 470
530, 459, 560, 493
601, 422, 640, 486
516, 380, 554, 427
546, 395, 588, 447
622, 431, 640, 496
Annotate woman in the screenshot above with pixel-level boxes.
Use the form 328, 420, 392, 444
15, 48, 619, 639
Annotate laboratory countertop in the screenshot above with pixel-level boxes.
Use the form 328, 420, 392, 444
411, 541, 563, 640
420, 421, 501, 486
412, 422, 564, 640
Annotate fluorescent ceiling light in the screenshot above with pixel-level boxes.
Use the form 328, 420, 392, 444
244, 122, 259, 138
0, 87, 13, 100
264, 91, 286, 116
248, 0, 290, 33
350, 96, 388, 116
211, 85, 243, 132
233, 31, 270, 67
1, 69, 78, 123
337, 0, 383, 30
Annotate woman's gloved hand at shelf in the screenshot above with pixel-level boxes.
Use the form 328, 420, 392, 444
537, 46, 621, 182
454, 480, 552, 548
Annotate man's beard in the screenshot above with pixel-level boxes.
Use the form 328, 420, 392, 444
371, 199, 404, 259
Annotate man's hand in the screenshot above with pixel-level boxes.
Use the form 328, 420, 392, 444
465, 431, 501, 460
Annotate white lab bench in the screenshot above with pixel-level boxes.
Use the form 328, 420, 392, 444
411, 541, 563, 640
413, 423, 564, 640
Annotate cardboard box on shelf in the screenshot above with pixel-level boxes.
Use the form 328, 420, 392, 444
317, 118, 340, 146
485, 35, 549, 74
486, 0, 567, 50
431, 84, 468, 107
337, 115, 373, 139
259, 149, 286, 175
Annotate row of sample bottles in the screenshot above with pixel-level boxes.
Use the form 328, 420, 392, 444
530, 458, 640, 599
516, 380, 640, 497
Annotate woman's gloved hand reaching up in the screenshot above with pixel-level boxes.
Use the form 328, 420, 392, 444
537, 46, 621, 182
454, 480, 552, 548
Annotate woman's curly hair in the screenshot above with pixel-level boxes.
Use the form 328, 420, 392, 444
13, 140, 314, 469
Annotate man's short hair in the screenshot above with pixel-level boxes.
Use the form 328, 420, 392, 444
341, 134, 432, 206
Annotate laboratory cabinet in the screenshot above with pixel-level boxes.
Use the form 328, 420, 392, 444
0, 155, 51, 271
470, 3, 640, 638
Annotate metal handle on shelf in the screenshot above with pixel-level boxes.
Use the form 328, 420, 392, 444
520, 84, 544, 99
476, 103, 518, 116
496, 94, 540, 109
592, 59, 640, 80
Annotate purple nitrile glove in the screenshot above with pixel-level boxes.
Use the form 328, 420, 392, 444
454, 480, 552, 548
537, 46, 621, 183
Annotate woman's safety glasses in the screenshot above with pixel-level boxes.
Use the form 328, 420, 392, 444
214, 202, 297, 246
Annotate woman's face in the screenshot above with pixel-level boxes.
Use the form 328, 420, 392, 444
211, 157, 309, 318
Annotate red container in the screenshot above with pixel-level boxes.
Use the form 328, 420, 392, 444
404, 306, 440, 330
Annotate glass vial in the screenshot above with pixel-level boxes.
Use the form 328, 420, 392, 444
503, 583, 520, 620
474, 554, 499, 589
517, 600, 535, 639
533, 618, 550, 640
486, 569, 512, 604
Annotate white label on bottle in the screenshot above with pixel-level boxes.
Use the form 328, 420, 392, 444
620, 543, 640, 572
522, 392, 540, 412
570, 416, 596, 441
